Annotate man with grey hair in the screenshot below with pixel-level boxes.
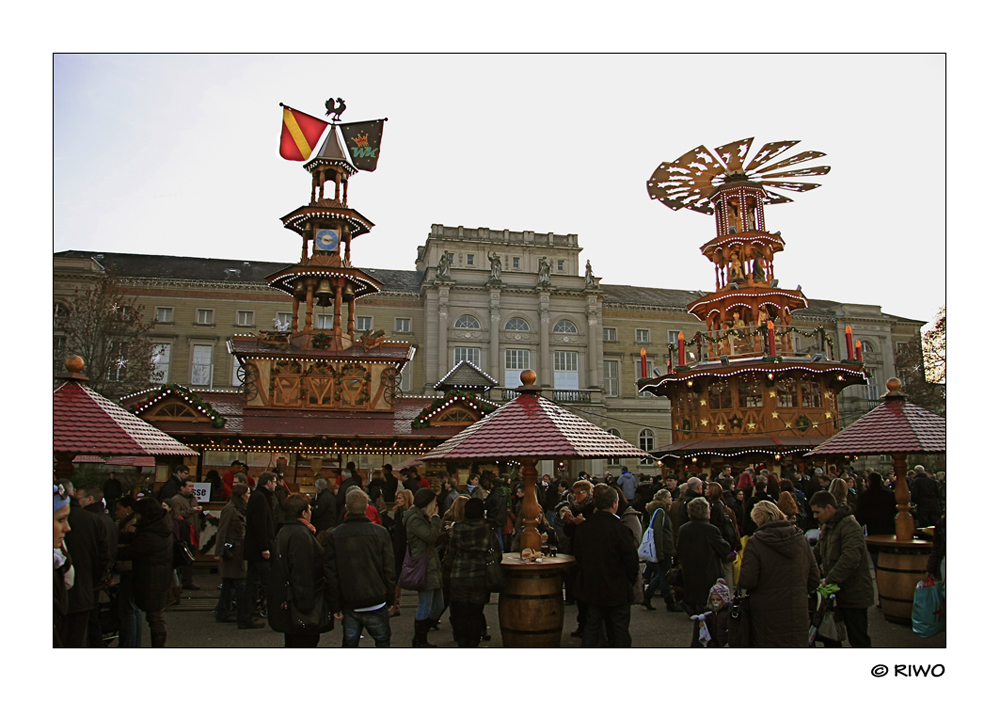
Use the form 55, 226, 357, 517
678, 477, 704, 527
910, 465, 942, 528
324, 488, 395, 647
312, 477, 337, 532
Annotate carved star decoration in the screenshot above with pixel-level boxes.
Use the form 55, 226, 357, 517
771, 412, 779, 419
700, 399, 707, 406
768, 390, 776, 398
825, 412, 832, 419
785, 421, 792, 428
747, 421, 757, 430
700, 419, 708, 426
717, 423, 726, 431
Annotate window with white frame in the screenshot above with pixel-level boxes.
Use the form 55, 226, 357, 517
237, 310, 255, 327
638, 429, 655, 465
455, 315, 481, 329
636, 328, 650, 343
505, 317, 529, 332
668, 330, 680, 347
315, 313, 334, 330
603, 360, 619, 397
554, 351, 579, 390
505, 349, 530, 387
637, 360, 654, 396
454, 347, 481, 367
603, 327, 617, 343
399, 362, 413, 392
356, 316, 373, 332
151, 343, 171, 383
191, 344, 213, 385
395, 318, 411, 333
54, 335, 67, 373
106, 340, 128, 381
607, 428, 623, 466
553, 319, 578, 334
467, 254, 475, 266
154, 307, 173, 323
231, 358, 242, 386
196, 308, 215, 325
512, 257, 520, 269
557, 260, 565, 271
276, 312, 293, 329
448, 253, 454, 264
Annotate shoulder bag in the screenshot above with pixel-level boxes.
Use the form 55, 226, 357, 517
485, 541, 505, 592
638, 508, 662, 562
398, 544, 429, 591
728, 589, 753, 647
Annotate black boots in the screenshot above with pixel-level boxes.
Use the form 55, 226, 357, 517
151, 632, 167, 647
411, 619, 437, 647
642, 596, 656, 611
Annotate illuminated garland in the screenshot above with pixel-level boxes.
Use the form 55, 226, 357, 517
411, 391, 497, 430
660, 326, 835, 356
127, 383, 227, 428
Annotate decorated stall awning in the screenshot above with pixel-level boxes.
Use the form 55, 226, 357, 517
650, 435, 826, 460
806, 378, 945, 457
54, 360, 198, 458
421, 371, 648, 462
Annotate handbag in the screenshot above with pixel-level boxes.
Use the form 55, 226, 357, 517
638, 508, 661, 563
912, 575, 945, 638
286, 583, 333, 633
665, 566, 683, 587
485, 543, 505, 592
222, 542, 235, 561
399, 545, 429, 591
172, 539, 195, 568
728, 590, 753, 647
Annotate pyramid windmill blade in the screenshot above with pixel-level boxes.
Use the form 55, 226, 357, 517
762, 188, 794, 204
713, 137, 754, 173
761, 181, 824, 193
744, 140, 800, 172
647, 145, 727, 214
757, 165, 831, 180
755, 150, 827, 175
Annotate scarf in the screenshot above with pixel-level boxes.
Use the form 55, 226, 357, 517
298, 517, 316, 533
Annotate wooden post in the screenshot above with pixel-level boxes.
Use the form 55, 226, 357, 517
519, 458, 542, 553
892, 453, 914, 541
54, 452, 75, 481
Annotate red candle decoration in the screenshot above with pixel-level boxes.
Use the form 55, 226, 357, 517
640, 348, 648, 378
767, 320, 776, 356
855, 340, 863, 364
845, 324, 854, 360
678, 332, 685, 365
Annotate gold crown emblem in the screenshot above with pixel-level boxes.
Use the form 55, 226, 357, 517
351, 132, 369, 148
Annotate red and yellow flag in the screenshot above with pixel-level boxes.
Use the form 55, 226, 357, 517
278, 105, 329, 161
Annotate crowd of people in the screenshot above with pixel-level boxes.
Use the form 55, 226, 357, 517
53, 459, 944, 648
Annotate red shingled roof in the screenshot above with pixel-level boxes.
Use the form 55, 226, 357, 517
54, 381, 198, 457
420, 390, 648, 461
807, 395, 945, 456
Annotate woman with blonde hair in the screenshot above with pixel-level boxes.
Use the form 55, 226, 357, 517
385, 489, 413, 617
829, 478, 850, 508
737, 500, 819, 646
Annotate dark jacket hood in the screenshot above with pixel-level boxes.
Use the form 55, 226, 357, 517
139, 509, 173, 537
751, 520, 806, 558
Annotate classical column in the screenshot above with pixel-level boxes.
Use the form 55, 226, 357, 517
438, 286, 450, 380
490, 290, 501, 382
587, 294, 601, 392
539, 292, 550, 387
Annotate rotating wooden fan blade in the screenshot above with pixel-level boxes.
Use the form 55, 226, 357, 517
757, 165, 831, 179
647, 144, 726, 213
713, 137, 754, 173
744, 140, 800, 172
755, 150, 827, 175
763, 189, 794, 204
761, 180, 823, 192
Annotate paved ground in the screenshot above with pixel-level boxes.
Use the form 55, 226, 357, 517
131, 570, 945, 648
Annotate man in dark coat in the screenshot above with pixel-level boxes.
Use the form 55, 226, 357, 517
311, 478, 338, 532
676, 496, 732, 614
102, 472, 123, 516
272, 458, 292, 526
157, 464, 190, 502
335, 462, 362, 525
910, 466, 942, 528
484, 477, 508, 550
738, 501, 820, 646
324, 488, 396, 647
811, 490, 875, 647
855, 472, 897, 536
381, 464, 399, 502
118, 497, 174, 647
77, 485, 117, 646
573, 484, 639, 647
62, 482, 111, 647
246, 472, 277, 615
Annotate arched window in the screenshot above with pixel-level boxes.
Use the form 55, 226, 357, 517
54, 301, 69, 318
607, 428, 622, 466
455, 315, 481, 329
639, 429, 655, 465
505, 317, 529, 332
553, 319, 578, 334
862, 341, 876, 353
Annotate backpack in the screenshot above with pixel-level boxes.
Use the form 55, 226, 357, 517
638, 508, 662, 562
718, 505, 740, 551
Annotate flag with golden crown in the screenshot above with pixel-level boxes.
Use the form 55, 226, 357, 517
338, 119, 386, 171
278, 105, 330, 161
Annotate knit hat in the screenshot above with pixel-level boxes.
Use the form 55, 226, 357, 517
707, 578, 731, 606
54, 484, 70, 513
414, 488, 436, 509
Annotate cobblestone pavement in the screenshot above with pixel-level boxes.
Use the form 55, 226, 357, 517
131, 571, 945, 648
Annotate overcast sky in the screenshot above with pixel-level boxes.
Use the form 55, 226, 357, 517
54, 54, 944, 328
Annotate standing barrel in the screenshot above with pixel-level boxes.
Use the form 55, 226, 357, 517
866, 535, 934, 625
498, 554, 574, 647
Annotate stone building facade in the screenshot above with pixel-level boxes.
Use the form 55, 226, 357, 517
54, 225, 923, 474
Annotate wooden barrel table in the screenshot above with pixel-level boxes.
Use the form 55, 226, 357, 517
866, 535, 934, 625
498, 554, 574, 647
